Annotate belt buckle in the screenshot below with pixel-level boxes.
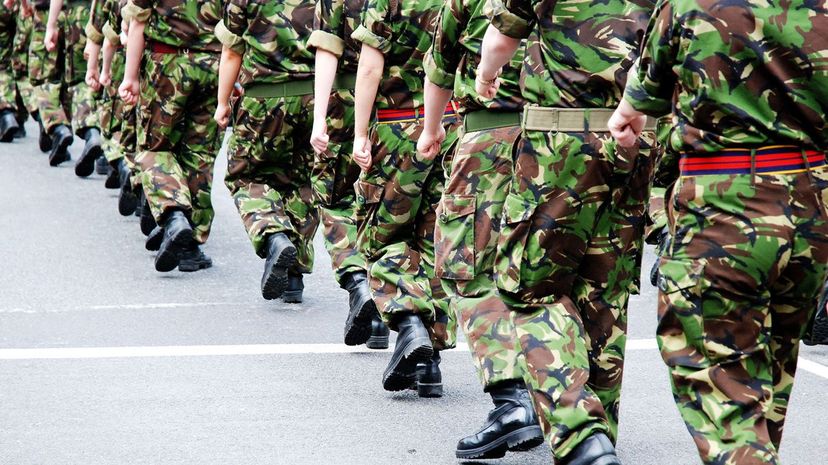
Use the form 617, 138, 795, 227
180, 47, 190, 55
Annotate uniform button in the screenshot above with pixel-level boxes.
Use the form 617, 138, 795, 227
657, 275, 668, 292
439, 213, 448, 223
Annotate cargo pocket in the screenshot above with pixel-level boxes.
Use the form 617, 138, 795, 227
494, 192, 539, 294
435, 194, 476, 281
311, 148, 339, 206
355, 178, 385, 257
655, 258, 709, 368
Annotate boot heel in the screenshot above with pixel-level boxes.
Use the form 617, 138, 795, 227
417, 382, 443, 398
366, 335, 389, 350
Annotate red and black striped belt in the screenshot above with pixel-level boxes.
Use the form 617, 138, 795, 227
376, 102, 460, 124
147, 41, 216, 55
679, 146, 826, 176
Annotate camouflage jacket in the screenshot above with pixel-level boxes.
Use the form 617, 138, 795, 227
351, 0, 444, 109
215, 0, 315, 86
85, 0, 107, 45
489, 0, 654, 108
307, 0, 364, 75
625, 0, 828, 153
122, 0, 221, 52
424, 0, 525, 113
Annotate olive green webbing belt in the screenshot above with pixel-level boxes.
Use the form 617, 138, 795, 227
522, 106, 657, 132
463, 110, 521, 132
244, 74, 356, 98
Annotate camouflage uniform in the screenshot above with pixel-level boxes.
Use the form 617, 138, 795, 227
307, 0, 369, 286
488, 0, 656, 459
0, 3, 30, 125
12, 11, 37, 118
29, 0, 72, 134
352, 0, 459, 350
424, 0, 526, 389
624, 1, 828, 463
63, 0, 100, 137
122, 0, 222, 245
216, 0, 319, 272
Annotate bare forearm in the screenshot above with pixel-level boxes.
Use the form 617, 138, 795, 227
354, 44, 384, 139
87, 41, 101, 69
101, 39, 115, 76
47, 0, 62, 29
423, 80, 453, 135
478, 25, 521, 80
123, 20, 145, 82
217, 47, 242, 108
313, 50, 339, 124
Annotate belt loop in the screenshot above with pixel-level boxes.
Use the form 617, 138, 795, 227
750, 148, 757, 186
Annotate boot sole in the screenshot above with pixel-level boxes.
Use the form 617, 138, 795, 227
382, 338, 433, 392
261, 246, 297, 300
455, 425, 544, 459
0, 124, 18, 142
74, 144, 103, 177
49, 137, 73, 166
344, 297, 378, 346
155, 227, 193, 272
365, 335, 389, 350
282, 289, 303, 304
179, 258, 212, 272
417, 381, 443, 398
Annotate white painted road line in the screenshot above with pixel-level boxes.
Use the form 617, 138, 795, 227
799, 358, 828, 380
0, 302, 254, 314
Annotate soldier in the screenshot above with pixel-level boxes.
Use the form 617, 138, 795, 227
350, 0, 460, 395
307, 0, 388, 346
609, 1, 828, 463
474, 0, 657, 462
119, 0, 220, 273
0, 1, 24, 141
416, 0, 542, 457
12, 3, 38, 140
44, 0, 104, 173
213, 0, 318, 304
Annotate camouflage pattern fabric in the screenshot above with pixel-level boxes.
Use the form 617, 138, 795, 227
356, 118, 460, 351
436, 125, 525, 387
225, 95, 319, 273
658, 169, 828, 464
312, 90, 368, 284
136, 51, 220, 245
489, 0, 654, 108
216, 0, 315, 86
13, 13, 37, 117
423, 0, 524, 113
351, 0, 444, 110
64, 3, 102, 134
0, 4, 20, 116
29, 9, 71, 132
123, 0, 221, 52
308, 0, 369, 285
625, 0, 828, 153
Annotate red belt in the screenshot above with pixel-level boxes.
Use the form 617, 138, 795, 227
147, 41, 216, 55
679, 146, 825, 176
376, 102, 460, 124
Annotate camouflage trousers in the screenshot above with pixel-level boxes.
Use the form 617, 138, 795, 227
312, 89, 368, 284
657, 166, 828, 465
356, 117, 460, 350
101, 54, 129, 164
435, 123, 525, 388
137, 51, 219, 245
495, 128, 655, 460
0, 5, 24, 121
225, 93, 319, 273
13, 13, 36, 119
62, 4, 99, 134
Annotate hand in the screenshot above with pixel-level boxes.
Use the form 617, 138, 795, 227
352, 135, 372, 171
118, 77, 140, 105
214, 102, 231, 130
44, 25, 58, 52
99, 68, 111, 87
310, 120, 329, 155
416, 126, 445, 161
85, 67, 101, 91
608, 105, 646, 148
3, 0, 14, 9
475, 70, 500, 100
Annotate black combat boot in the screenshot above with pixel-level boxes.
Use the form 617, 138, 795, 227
74, 127, 103, 177
261, 233, 297, 300
416, 351, 443, 398
804, 285, 828, 346
104, 160, 120, 188
140, 199, 157, 236
13, 125, 26, 139
456, 380, 544, 459
154, 210, 193, 272
382, 314, 433, 391
35, 112, 51, 152
96, 153, 109, 176
366, 311, 390, 349
178, 243, 213, 272
145, 226, 164, 251
0, 110, 19, 142
283, 272, 304, 303
342, 271, 379, 346
134, 189, 145, 217
48, 124, 73, 166
559, 433, 621, 465
118, 162, 139, 216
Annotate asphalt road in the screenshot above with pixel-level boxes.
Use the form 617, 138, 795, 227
1, 121, 827, 465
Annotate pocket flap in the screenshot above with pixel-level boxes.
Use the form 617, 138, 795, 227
439, 195, 475, 223
355, 180, 383, 205
502, 192, 538, 224
657, 258, 704, 294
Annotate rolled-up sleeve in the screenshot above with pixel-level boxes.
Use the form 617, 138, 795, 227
121, 0, 152, 23
424, 0, 466, 89
351, 0, 392, 53
309, 0, 346, 57
216, 0, 249, 55
488, 0, 533, 39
